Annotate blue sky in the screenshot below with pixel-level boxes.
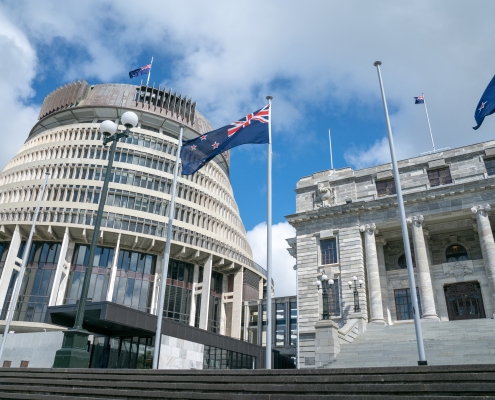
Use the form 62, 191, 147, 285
1, 1, 495, 295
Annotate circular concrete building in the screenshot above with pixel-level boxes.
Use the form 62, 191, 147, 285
0, 81, 267, 368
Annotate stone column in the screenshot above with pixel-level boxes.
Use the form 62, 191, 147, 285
0, 226, 22, 313
360, 223, 385, 324
230, 267, 244, 339
105, 233, 121, 302
407, 215, 439, 320
49, 227, 70, 306
472, 204, 495, 318
189, 264, 200, 326
198, 255, 213, 330
376, 236, 392, 325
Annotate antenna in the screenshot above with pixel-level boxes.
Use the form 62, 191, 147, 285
329, 128, 334, 170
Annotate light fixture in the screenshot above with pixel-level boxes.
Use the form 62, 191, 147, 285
100, 120, 117, 136
121, 111, 139, 128
315, 280, 322, 287
321, 274, 328, 281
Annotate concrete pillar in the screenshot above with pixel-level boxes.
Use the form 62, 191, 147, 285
56, 241, 75, 305
150, 254, 163, 315
105, 233, 121, 302
258, 277, 264, 300
242, 302, 249, 341
359, 223, 385, 324
0, 226, 22, 313
472, 204, 495, 318
375, 237, 392, 325
49, 228, 70, 306
189, 264, 200, 326
407, 215, 439, 320
230, 267, 243, 339
219, 274, 228, 335
198, 255, 212, 330
314, 319, 340, 367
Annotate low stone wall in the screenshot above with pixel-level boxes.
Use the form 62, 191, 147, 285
0, 331, 64, 368
158, 334, 204, 369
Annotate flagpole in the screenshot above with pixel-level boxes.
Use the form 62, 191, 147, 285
328, 128, 334, 170
265, 95, 273, 369
146, 56, 154, 87
0, 173, 49, 362
374, 61, 427, 366
422, 93, 436, 153
152, 124, 184, 369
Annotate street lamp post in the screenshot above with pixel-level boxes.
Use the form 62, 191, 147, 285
348, 276, 363, 313
53, 111, 138, 368
315, 270, 334, 320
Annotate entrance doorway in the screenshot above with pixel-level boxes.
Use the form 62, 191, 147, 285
444, 282, 486, 321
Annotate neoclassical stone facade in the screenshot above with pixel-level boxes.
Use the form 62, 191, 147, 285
0, 81, 267, 346
286, 140, 495, 368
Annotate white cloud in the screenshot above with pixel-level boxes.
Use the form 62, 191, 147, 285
246, 221, 296, 297
0, 9, 39, 170
344, 137, 391, 170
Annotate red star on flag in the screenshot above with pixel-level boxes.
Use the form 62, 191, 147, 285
479, 101, 487, 112
200, 135, 207, 140
191, 145, 197, 151
212, 142, 219, 149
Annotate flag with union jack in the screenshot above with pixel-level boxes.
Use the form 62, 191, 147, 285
414, 95, 424, 104
180, 104, 270, 175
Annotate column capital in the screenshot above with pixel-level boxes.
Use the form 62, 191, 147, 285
375, 236, 387, 246
359, 223, 378, 234
406, 215, 424, 226
471, 204, 490, 215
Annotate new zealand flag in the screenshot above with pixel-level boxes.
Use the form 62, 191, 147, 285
180, 104, 270, 175
473, 75, 495, 130
129, 64, 151, 79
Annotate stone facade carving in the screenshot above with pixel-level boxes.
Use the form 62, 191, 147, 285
313, 182, 335, 208
442, 260, 474, 278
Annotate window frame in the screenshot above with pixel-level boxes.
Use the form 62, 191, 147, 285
376, 178, 396, 197
427, 166, 453, 187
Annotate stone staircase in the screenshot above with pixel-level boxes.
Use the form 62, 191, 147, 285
331, 318, 495, 369
1, 364, 495, 398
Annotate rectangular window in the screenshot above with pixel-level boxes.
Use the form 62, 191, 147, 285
320, 238, 337, 265
427, 167, 452, 187
376, 178, 396, 196
275, 303, 286, 346
394, 288, 422, 320
484, 157, 495, 176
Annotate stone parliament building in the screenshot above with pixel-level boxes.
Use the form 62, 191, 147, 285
286, 140, 495, 368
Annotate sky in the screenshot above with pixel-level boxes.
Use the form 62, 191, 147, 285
1, 1, 495, 296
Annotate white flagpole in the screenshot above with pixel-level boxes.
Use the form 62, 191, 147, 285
152, 124, 184, 369
0, 173, 49, 362
328, 128, 334, 170
374, 61, 427, 365
146, 56, 154, 87
265, 95, 273, 369
422, 93, 436, 152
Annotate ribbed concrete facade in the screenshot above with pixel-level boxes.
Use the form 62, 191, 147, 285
0, 82, 266, 342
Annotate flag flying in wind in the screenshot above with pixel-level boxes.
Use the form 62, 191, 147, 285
414, 95, 424, 104
129, 64, 151, 79
180, 104, 270, 175
473, 75, 495, 130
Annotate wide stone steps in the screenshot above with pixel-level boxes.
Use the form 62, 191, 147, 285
331, 319, 495, 369
1, 365, 495, 399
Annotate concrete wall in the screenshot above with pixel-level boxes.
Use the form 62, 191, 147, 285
158, 334, 204, 370
0, 331, 64, 368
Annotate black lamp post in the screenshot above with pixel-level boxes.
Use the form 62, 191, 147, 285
348, 276, 363, 313
53, 111, 139, 368
315, 270, 334, 320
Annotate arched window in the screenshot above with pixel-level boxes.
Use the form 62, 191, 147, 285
446, 244, 468, 262
398, 254, 415, 269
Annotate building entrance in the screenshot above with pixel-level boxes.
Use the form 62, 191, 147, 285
444, 282, 486, 321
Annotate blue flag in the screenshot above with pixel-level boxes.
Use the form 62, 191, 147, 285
129, 64, 151, 79
414, 95, 424, 104
473, 75, 495, 130
180, 104, 270, 175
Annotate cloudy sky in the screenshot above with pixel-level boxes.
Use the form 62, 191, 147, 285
1, 1, 494, 296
